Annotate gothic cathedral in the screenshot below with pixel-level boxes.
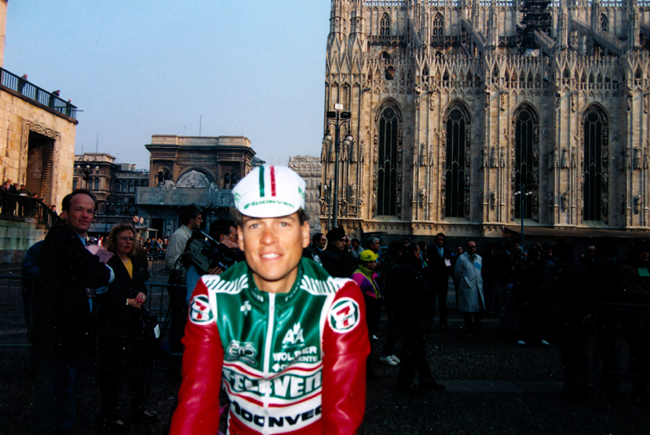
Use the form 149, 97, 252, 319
321, 0, 650, 239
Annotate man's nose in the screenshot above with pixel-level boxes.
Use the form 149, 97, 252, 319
260, 226, 278, 243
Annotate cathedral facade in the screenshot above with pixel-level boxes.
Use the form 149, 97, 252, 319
321, 0, 650, 239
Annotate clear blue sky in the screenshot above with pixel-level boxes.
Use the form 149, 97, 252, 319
4, 1, 331, 169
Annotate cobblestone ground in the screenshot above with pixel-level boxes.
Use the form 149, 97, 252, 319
2, 318, 649, 435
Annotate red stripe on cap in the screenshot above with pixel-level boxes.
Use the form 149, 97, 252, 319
270, 165, 277, 197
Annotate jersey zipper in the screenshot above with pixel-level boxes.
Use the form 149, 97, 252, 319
262, 293, 275, 435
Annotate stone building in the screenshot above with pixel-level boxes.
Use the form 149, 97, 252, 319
73, 153, 149, 235
0, 0, 78, 210
288, 155, 323, 232
74, 153, 117, 207
146, 135, 256, 190
137, 135, 262, 238
0, 0, 80, 261
321, 0, 650, 240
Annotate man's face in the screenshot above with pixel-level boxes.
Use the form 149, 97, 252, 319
62, 193, 96, 236
436, 236, 445, 248
352, 240, 360, 250
219, 226, 238, 245
369, 240, 381, 253
188, 214, 203, 231
316, 235, 327, 249
466, 242, 477, 255
237, 213, 310, 294
331, 236, 346, 251
586, 246, 596, 259
456, 246, 464, 255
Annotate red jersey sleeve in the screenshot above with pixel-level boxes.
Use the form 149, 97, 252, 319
321, 279, 371, 434
169, 279, 224, 435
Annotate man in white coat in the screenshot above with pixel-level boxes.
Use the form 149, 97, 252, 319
454, 240, 486, 333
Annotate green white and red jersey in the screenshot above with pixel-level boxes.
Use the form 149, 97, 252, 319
170, 258, 370, 435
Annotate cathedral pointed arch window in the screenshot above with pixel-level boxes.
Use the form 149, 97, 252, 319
513, 106, 538, 220
380, 13, 390, 37
583, 107, 607, 221
600, 14, 608, 32
376, 106, 400, 216
432, 13, 444, 37
444, 105, 470, 218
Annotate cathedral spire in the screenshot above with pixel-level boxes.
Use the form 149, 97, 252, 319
487, 0, 498, 49
557, 0, 569, 51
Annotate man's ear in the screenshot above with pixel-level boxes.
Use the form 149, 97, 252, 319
301, 222, 311, 249
237, 226, 245, 252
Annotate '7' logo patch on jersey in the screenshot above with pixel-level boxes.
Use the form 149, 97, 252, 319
328, 298, 361, 333
189, 295, 214, 324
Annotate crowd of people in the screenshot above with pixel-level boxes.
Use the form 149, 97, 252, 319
17, 166, 650, 433
305, 226, 650, 402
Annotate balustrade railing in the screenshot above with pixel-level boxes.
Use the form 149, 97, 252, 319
0, 67, 78, 119
0, 190, 61, 228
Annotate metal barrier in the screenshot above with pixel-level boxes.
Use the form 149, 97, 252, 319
0, 273, 173, 347
143, 282, 172, 338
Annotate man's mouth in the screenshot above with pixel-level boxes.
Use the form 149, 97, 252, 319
261, 253, 279, 259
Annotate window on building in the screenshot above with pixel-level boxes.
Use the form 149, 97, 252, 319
224, 173, 238, 190
380, 13, 390, 37
94, 178, 100, 190
514, 107, 537, 219
444, 106, 469, 218
600, 14, 608, 32
385, 66, 396, 81
432, 13, 444, 37
584, 107, 606, 221
376, 107, 399, 216
73, 179, 77, 190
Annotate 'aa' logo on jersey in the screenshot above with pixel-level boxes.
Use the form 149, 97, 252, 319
282, 323, 304, 346
189, 295, 213, 324
328, 298, 360, 333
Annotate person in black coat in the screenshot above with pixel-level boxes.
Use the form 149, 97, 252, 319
515, 244, 549, 345
425, 233, 454, 330
96, 223, 157, 428
394, 242, 446, 393
554, 240, 593, 400
31, 189, 114, 434
320, 227, 356, 278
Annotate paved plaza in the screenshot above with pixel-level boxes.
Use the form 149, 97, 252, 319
1, 264, 648, 434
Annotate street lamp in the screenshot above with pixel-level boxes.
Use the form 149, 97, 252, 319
319, 179, 333, 231
76, 164, 98, 189
323, 104, 353, 229
514, 184, 533, 250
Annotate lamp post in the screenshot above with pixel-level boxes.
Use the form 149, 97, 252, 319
77, 164, 98, 189
320, 178, 333, 231
514, 183, 533, 250
323, 104, 353, 229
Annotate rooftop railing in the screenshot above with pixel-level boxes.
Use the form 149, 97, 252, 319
0, 68, 78, 120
